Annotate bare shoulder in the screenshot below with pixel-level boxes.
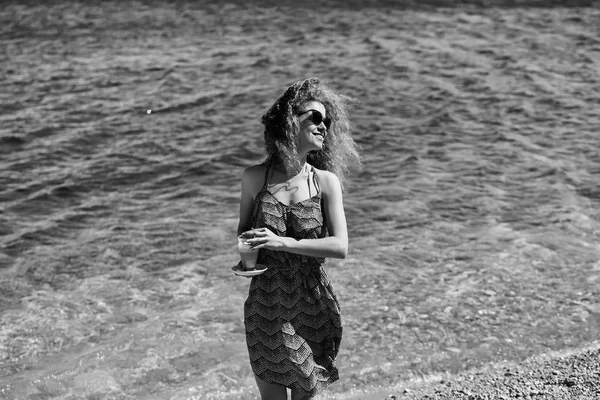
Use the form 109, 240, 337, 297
312, 167, 342, 196
243, 164, 268, 179
242, 163, 268, 194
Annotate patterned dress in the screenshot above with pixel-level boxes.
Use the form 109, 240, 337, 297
243, 163, 343, 397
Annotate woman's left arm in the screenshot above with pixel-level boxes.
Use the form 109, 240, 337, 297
245, 171, 348, 259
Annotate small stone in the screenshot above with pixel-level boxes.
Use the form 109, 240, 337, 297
562, 379, 576, 387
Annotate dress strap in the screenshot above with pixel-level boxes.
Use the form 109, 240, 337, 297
310, 166, 321, 197
307, 166, 312, 198
263, 160, 275, 189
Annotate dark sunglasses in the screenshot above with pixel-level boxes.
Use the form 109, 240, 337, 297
298, 109, 331, 130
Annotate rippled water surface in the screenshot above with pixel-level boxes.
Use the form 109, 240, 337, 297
1, 1, 600, 399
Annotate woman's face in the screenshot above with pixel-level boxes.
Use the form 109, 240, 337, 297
296, 101, 328, 155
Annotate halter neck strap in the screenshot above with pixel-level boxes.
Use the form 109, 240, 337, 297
262, 161, 320, 197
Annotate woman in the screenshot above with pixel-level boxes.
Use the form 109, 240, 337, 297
236, 77, 361, 400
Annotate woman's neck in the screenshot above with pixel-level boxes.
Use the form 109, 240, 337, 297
273, 159, 310, 179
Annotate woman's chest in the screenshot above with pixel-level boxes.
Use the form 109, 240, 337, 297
253, 192, 325, 238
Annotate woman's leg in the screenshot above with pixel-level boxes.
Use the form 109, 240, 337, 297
291, 388, 312, 400
255, 376, 288, 400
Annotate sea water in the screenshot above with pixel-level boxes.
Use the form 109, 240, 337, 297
1, 2, 600, 399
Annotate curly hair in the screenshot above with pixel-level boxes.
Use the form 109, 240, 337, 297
260, 77, 361, 191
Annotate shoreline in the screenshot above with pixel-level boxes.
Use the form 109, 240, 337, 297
337, 341, 600, 399
3, 2, 600, 399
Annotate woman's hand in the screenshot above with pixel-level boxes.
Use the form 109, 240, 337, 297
243, 227, 293, 251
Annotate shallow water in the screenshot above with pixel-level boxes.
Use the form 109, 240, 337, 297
1, 2, 600, 399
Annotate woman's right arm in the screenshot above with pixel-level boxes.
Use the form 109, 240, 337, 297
237, 166, 261, 236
